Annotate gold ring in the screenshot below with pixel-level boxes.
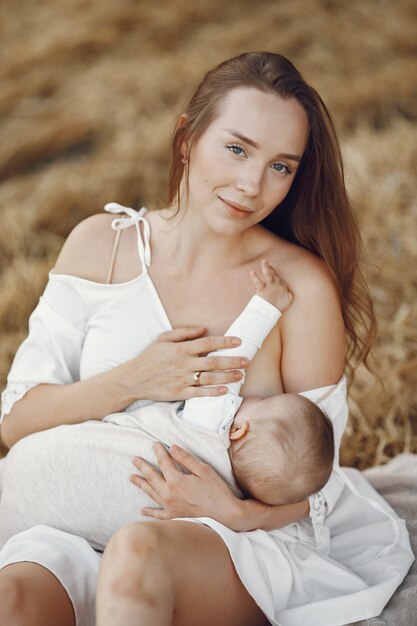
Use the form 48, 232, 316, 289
193, 371, 202, 385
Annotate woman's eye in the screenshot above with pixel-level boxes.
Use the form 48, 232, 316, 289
227, 144, 245, 156
227, 144, 292, 175
272, 163, 291, 175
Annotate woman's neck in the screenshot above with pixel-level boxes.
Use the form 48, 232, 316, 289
152, 205, 255, 275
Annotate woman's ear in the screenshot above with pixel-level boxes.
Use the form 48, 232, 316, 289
229, 421, 250, 441
176, 113, 188, 130
177, 114, 189, 158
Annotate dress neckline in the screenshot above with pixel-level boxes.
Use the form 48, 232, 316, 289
49, 204, 346, 399
49, 269, 146, 288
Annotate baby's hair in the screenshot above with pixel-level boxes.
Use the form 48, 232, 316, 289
230, 395, 334, 505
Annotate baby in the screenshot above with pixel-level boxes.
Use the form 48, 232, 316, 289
0, 261, 334, 551
173, 259, 334, 507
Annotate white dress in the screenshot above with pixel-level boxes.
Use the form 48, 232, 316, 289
0, 203, 414, 626
0, 294, 280, 552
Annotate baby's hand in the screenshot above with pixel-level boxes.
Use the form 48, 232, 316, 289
250, 259, 293, 312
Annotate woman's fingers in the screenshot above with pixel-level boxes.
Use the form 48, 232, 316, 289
168, 444, 209, 478
157, 329, 242, 354
128, 327, 247, 402
152, 442, 190, 478
181, 359, 248, 398
185, 334, 242, 356
131, 444, 238, 522
184, 385, 228, 398
185, 352, 249, 393
129, 472, 161, 504
151, 443, 207, 481
131, 456, 166, 492
156, 326, 206, 343
141, 507, 171, 520
199, 354, 249, 372
188, 367, 243, 387
202, 356, 246, 370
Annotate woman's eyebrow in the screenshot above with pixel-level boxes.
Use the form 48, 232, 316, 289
222, 128, 301, 163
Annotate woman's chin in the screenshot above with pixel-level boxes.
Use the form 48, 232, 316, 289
204, 212, 253, 237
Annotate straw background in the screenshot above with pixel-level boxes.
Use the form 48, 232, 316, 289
0, 0, 416, 467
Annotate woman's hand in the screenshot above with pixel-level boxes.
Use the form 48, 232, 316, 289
119, 327, 249, 403
130, 443, 310, 532
130, 443, 244, 527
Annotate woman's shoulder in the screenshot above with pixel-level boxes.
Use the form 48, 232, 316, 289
52, 213, 114, 281
256, 227, 339, 299
52, 212, 124, 284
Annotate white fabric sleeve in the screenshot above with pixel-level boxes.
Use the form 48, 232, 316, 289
181, 295, 281, 433
0, 279, 86, 424
299, 377, 348, 544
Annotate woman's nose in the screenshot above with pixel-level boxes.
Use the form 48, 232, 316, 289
235, 166, 263, 197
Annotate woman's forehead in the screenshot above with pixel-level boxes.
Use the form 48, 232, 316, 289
210, 87, 308, 152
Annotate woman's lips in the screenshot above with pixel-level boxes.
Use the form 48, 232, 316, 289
219, 197, 253, 219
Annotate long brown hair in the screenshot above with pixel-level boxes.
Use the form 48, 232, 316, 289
166, 51, 376, 375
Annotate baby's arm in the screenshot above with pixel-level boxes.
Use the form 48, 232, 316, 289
251, 259, 293, 311
213, 260, 292, 391
180, 261, 292, 432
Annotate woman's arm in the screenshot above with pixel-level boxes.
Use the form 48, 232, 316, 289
279, 255, 347, 392
1, 328, 245, 449
232, 497, 310, 532
1, 367, 136, 448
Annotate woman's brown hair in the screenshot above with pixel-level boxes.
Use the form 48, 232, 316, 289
166, 51, 376, 375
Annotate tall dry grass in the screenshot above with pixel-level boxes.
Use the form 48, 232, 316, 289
0, 0, 416, 466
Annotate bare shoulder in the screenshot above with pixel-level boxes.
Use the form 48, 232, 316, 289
51, 213, 119, 283
282, 247, 340, 302
259, 230, 340, 303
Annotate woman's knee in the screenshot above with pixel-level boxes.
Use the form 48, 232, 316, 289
0, 571, 25, 625
0, 563, 75, 626
106, 521, 171, 562
102, 522, 175, 597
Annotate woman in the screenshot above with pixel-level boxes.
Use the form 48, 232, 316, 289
0, 51, 413, 626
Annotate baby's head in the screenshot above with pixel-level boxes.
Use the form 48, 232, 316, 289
228, 394, 334, 505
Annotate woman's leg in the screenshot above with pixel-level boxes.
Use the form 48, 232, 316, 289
97, 520, 270, 626
0, 562, 75, 626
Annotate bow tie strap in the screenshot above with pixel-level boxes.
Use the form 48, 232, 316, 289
104, 202, 144, 229
103, 202, 151, 268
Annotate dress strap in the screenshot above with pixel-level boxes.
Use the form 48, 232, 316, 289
106, 229, 122, 284
103, 203, 151, 277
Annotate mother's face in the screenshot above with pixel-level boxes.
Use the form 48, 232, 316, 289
184, 86, 309, 234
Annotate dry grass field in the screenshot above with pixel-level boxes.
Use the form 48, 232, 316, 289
0, 0, 416, 467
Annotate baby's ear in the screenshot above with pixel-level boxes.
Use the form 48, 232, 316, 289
229, 421, 250, 440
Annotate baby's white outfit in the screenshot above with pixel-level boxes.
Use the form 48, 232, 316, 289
129, 290, 281, 432
0, 203, 413, 626
0, 293, 280, 552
